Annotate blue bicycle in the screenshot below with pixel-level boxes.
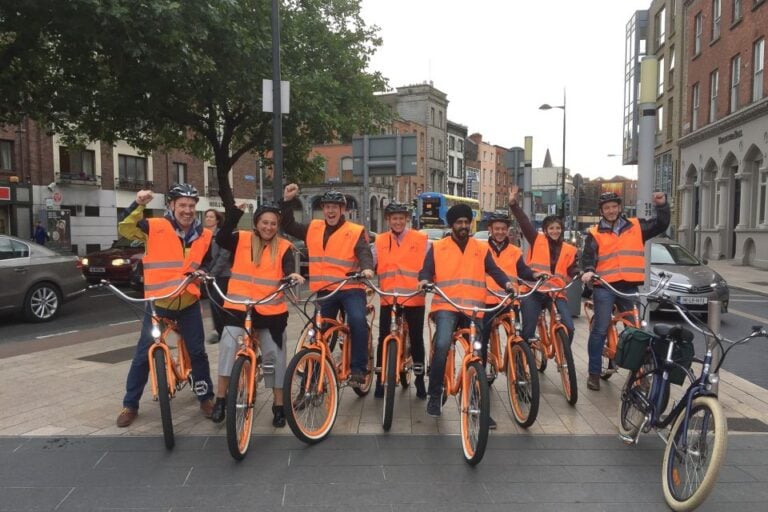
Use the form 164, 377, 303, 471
606, 273, 767, 511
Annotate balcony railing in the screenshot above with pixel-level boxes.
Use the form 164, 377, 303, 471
56, 171, 101, 186
115, 177, 153, 190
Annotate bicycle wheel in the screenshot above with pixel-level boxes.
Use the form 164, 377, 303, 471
284, 348, 339, 444
352, 325, 374, 397
460, 360, 490, 466
382, 342, 398, 431
618, 352, 662, 440
399, 326, 412, 389
226, 355, 255, 460
153, 348, 174, 450
533, 321, 548, 372
601, 329, 617, 380
506, 341, 540, 428
555, 330, 578, 406
662, 396, 727, 511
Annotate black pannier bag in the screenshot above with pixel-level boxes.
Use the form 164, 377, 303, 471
615, 327, 655, 371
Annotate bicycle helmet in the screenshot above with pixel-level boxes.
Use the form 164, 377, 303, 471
487, 212, 511, 225
384, 201, 409, 216
253, 202, 281, 223
598, 192, 622, 207
168, 183, 199, 202
319, 190, 347, 206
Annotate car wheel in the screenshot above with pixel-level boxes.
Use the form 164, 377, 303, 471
24, 282, 62, 322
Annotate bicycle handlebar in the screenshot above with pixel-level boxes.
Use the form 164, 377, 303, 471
363, 279, 423, 301
528, 273, 583, 294
204, 275, 300, 308
424, 282, 530, 316
487, 275, 549, 301
91, 273, 199, 304
590, 272, 672, 299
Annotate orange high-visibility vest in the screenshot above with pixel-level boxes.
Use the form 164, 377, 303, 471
225, 233, 291, 315
589, 218, 645, 284
485, 241, 521, 305
307, 219, 365, 292
431, 237, 488, 317
527, 233, 577, 297
142, 217, 212, 298
375, 229, 427, 306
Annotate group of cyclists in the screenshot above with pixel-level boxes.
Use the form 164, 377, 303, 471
114, 180, 669, 430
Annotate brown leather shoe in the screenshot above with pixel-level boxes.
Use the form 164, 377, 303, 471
200, 398, 215, 418
116, 407, 138, 428
587, 374, 601, 391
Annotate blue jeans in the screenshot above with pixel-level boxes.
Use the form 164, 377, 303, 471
427, 310, 464, 397
520, 292, 575, 343
586, 285, 637, 375
123, 302, 214, 409
320, 288, 369, 374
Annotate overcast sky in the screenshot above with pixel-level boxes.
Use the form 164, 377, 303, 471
360, 0, 645, 180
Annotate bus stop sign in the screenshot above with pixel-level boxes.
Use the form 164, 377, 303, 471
352, 134, 417, 176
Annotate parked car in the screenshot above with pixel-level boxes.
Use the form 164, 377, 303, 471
0, 234, 86, 322
473, 230, 489, 241
82, 237, 145, 286
648, 237, 729, 315
420, 228, 449, 240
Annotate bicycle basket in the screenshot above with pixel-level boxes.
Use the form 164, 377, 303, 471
652, 338, 695, 385
615, 327, 654, 371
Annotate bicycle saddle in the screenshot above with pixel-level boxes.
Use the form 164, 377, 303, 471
653, 323, 694, 343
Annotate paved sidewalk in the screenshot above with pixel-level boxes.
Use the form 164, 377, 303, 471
707, 258, 768, 296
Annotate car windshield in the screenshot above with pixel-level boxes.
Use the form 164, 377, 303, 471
421, 228, 446, 240
473, 230, 489, 240
112, 237, 144, 249
651, 242, 700, 265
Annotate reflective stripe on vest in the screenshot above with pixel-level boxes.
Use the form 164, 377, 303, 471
225, 232, 291, 314
375, 230, 427, 306
589, 218, 646, 284
142, 218, 212, 299
432, 237, 488, 317
306, 219, 364, 292
525, 233, 577, 297
484, 241, 521, 305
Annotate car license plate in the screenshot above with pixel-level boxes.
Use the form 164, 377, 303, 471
90, 267, 106, 273
679, 296, 707, 305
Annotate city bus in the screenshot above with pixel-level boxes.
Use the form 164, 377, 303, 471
416, 192, 480, 231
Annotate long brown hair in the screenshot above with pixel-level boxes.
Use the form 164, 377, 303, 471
251, 211, 281, 267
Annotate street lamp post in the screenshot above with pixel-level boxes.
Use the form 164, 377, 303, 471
539, 89, 567, 222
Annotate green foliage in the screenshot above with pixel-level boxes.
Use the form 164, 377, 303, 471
0, 0, 391, 206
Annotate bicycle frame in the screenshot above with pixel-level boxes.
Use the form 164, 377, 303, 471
487, 307, 517, 375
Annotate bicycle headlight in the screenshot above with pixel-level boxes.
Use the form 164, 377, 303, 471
708, 373, 719, 386
473, 341, 483, 351
151, 326, 161, 339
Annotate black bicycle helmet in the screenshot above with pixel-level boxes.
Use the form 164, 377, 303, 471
168, 183, 199, 202
598, 192, 622, 207
384, 201, 409, 216
319, 190, 347, 206
253, 202, 281, 223
487, 212, 511, 225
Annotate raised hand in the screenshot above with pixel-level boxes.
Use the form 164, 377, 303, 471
284, 183, 299, 201
136, 190, 154, 205
509, 185, 520, 206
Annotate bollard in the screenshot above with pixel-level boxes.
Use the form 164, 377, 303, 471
707, 300, 722, 394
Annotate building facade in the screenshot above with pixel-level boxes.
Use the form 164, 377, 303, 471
446, 120, 467, 197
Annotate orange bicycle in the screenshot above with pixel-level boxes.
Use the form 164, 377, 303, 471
364, 280, 421, 431
283, 273, 374, 444
528, 276, 582, 405
206, 276, 299, 460
98, 274, 199, 450
583, 275, 642, 380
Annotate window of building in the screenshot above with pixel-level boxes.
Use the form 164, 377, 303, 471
670, 0, 677, 32
207, 166, 218, 195
430, 107, 435, 126
458, 139, 463, 152
712, 0, 721, 40
658, 56, 665, 95
692, 82, 700, 130
655, 7, 666, 49
667, 98, 674, 141
60, 147, 96, 179
754, 38, 765, 102
438, 111, 443, 128
430, 137, 435, 158
656, 104, 664, 138
438, 140, 443, 160
733, 0, 742, 23
448, 156, 455, 177
730, 54, 741, 113
694, 13, 703, 55
448, 136, 454, 150
118, 154, 147, 182
709, 69, 719, 123
172, 162, 187, 184
0, 140, 12, 171
669, 45, 676, 86
84, 206, 100, 217
457, 158, 463, 179
760, 169, 768, 225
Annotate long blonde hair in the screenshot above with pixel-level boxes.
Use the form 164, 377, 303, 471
251, 231, 282, 267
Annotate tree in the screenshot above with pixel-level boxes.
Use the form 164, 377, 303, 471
0, 0, 391, 207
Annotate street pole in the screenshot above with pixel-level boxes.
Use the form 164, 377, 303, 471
523, 136, 533, 254
561, 89, 567, 222
638, 56, 658, 322
271, 0, 283, 203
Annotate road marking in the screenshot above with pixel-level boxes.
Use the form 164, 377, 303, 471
35, 330, 78, 339
729, 307, 768, 324
88, 293, 114, 298
109, 320, 140, 326
730, 299, 767, 303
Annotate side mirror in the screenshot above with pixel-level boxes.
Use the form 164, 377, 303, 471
702, 258, 709, 265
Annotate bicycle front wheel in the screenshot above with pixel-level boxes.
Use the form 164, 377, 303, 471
284, 348, 339, 444
618, 352, 663, 440
226, 355, 255, 460
382, 342, 398, 431
152, 348, 174, 450
534, 322, 548, 372
506, 342, 539, 428
662, 396, 727, 511
352, 326, 374, 397
555, 329, 578, 405
460, 360, 490, 466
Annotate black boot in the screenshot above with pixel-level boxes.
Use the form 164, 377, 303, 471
211, 397, 226, 423
272, 404, 286, 428
415, 375, 427, 400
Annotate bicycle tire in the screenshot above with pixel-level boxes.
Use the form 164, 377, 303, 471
460, 360, 490, 466
662, 396, 727, 511
506, 341, 540, 428
601, 329, 617, 380
555, 329, 578, 405
352, 325, 374, 397
534, 320, 548, 372
153, 348, 174, 450
284, 348, 339, 444
226, 355, 255, 460
382, 342, 398, 431
400, 325, 412, 389
618, 351, 660, 439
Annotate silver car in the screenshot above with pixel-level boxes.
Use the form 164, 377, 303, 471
0, 235, 86, 322
649, 238, 729, 315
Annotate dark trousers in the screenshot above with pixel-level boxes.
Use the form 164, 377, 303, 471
586, 285, 637, 375
520, 292, 575, 343
319, 288, 369, 373
377, 304, 426, 374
